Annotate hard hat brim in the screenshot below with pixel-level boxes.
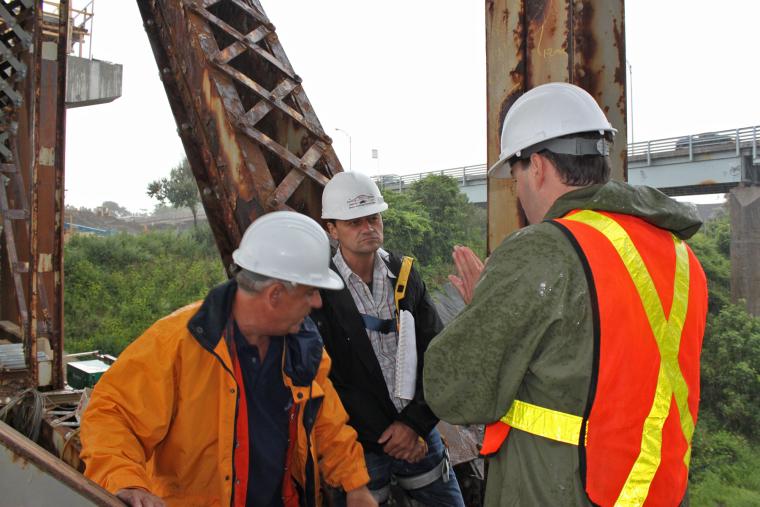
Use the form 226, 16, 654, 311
321, 202, 388, 221
315, 270, 345, 291
488, 157, 512, 179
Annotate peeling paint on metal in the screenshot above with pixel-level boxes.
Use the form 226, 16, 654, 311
39, 147, 55, 166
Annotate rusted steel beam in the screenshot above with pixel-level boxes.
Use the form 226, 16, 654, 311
137, 0, 343, 271
0, 0, 68, 394
486, 0, 627, 251
51, 0, 70, 390
1, 0, 38, 396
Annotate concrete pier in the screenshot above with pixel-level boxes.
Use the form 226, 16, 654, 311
729, 186, 760, 316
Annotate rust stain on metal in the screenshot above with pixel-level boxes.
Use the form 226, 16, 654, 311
572, 2, 599, 98
137, 0, 342, 269
487, 0, 626, 248
201, 69, 251, 202
613, 18, 626, 114
1, 0, 67, 391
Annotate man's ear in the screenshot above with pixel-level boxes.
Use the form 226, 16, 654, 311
325, 221, 339, 241
531, 152, 554, 189
527, 152, 542, 188
264, 283, 283, 309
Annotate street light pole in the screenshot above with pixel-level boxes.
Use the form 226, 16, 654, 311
334, 128, 352, 171
627, 60, 634, 144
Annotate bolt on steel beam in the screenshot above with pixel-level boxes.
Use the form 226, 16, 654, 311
486, 0, 627, 251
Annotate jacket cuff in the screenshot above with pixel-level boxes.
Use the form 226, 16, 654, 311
398, 402, 439, 437
340, 467, 370, 492
103, 473, 151, 495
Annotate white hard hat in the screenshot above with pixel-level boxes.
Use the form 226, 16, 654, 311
489, 82, 617, 178
232, 211, 344, 290
321, 172, 389, 220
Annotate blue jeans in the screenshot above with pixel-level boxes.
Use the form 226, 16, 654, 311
364, 428, 465, 507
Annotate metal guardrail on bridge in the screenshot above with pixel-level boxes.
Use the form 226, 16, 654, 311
375, 125, 759, 190
628, 125, 759, 165
374, 164, 487, 190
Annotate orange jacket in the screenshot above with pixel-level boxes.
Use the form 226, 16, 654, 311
81, 281, 369, 506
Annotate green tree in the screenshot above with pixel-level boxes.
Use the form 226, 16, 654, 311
380, 189, 433, 258
698, 303, 760, 439
408, 175, 485, 264
64, 227, 225, 355
100, 201, 130, 217
685, 213, 760, 505
378, 175, 485, 290
408, 175, 472, 264
147, 158, 202, 227
688, 215, 731, 313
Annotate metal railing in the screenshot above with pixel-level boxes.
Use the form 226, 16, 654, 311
374, 164, 487, 190
42, 0, 94, 58
375, 124, 759, 190
627, 125, 759, 164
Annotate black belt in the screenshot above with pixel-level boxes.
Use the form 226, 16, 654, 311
361, 314, 396, 334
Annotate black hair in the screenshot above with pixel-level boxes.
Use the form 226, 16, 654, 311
513, 131, 612, 186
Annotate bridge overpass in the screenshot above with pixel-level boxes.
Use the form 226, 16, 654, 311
374, 125, 760, 204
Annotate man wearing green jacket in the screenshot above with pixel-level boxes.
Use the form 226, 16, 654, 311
423, 83, 707, 506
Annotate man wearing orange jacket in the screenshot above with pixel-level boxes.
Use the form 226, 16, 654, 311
81, 212, 377, 507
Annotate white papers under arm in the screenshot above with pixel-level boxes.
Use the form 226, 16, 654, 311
394, 310, 417, 401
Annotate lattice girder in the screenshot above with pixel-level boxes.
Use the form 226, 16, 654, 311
138, 0, 343, 270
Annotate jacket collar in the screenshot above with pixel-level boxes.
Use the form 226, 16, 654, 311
188, 280, 323, 387
188, 279, 237, 353
332, 247, 397, 285
545, 181, 703, 239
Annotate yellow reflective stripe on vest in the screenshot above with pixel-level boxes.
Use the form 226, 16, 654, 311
394, 256, 414, 318
500, 399, 583, 445
565, 210, 693, 507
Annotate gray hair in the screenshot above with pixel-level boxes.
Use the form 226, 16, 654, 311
233, 266, 297, 294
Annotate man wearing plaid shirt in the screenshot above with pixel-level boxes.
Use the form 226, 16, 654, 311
311, 172, 464, 506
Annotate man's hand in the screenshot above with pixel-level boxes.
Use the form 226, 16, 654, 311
115, 488, 166, 507
448, 245, 485, 304
346, 486, 379, 507
378, 422, 426, 463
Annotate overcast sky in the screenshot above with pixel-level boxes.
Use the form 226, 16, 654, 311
64, 1, 759, 212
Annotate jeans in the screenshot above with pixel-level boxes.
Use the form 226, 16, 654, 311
364, 427, 465, 507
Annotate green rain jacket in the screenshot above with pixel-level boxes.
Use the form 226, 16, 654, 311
423, 181, 702, 506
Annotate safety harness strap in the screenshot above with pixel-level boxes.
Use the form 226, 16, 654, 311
361, 313, 396, 334
395, 449, 452, 490
394, 256, 414, 326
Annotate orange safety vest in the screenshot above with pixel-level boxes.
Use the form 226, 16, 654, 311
481, 210, 707, 507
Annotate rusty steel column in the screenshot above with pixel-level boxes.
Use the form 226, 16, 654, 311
0, 0, 68, 395
486, 0, 627, 251
1, 0, 41, 395
137, 0, 343, 271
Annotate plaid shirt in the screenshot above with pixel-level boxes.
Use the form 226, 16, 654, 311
333, 248, 409, 412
